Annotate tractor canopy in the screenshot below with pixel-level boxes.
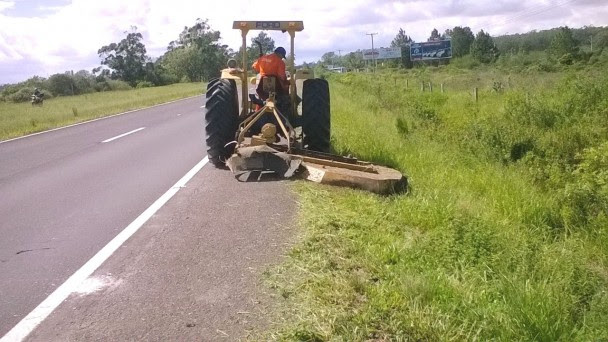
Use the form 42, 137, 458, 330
232, 21, 304, 31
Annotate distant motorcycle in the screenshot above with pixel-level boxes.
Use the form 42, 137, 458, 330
31, 94, 44, 106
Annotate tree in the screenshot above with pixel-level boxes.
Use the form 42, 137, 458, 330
237, 31, 276, 69
595, 30, 608, 51
47, 73, 75, 96
162, 46, 204, 81
72, 70, 96, 94
390, 28, 413, 68
167, 18, 221, 51
162, 19, 230, 81
391, 28, 413, 47
429, 28, 441, 41
250, 31, 275, 56
321, 52, 337, 66
471, 30, 499, 63
550, 26, 579, 58
450, 26, 475, 57
98, 27, 149, 86
344, 51, 365, 70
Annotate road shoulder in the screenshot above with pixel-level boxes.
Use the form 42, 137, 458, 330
26, 165, 297, 341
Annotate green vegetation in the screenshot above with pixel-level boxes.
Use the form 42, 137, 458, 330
0, 82, 202, 141
319, 25, 608, 72
1, 19, 229, 103
263, 68, 608, 340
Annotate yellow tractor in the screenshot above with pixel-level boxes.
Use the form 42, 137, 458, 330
204, 21, 406, 194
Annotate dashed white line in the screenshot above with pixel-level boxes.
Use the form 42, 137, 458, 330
0, 95, 202, 145
0, 156, 210, 342
101, 127, 146, 143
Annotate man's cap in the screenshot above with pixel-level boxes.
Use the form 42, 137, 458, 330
274, 47, 286, 58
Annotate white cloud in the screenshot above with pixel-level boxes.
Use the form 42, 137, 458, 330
0, 0, 607, 83
0, 0, 15, 12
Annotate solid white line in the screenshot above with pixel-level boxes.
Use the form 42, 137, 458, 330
0, 156, 210, 342
101, 127, 146, 143
0, 95, 202, 145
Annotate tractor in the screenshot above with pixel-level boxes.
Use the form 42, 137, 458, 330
204, 21, 328, 166
203, 21, 406, 195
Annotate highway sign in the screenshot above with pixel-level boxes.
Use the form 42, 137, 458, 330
410, 40, 452, 61
362, 47, 402, 60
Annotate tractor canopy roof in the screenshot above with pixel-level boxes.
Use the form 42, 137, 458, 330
233, 21, 304, 31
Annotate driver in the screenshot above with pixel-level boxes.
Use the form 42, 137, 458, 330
252, 47, 289, 92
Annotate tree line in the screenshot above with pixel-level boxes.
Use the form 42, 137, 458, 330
317, 25, 608, 71
0, 18, 286, 103
1, 19, 233, 102
2, 20, 608, 103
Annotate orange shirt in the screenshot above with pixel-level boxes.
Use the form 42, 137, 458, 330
252, 53, 287, 81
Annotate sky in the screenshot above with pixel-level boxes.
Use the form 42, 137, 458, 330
1, 0, 607, 84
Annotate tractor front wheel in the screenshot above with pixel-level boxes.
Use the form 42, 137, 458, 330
205, 79, 239, 167
302, 79, 330, 153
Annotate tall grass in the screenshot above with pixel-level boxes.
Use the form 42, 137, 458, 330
262, 69, 608, 341
0, 82, 203, 141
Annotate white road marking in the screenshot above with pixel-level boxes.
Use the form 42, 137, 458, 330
74, 275, 121, 296
101, 127, 145, 143
177, 114, 182, 117
200, 105, 205, 108
0, 95, 202, 145
0, 156, 210, 342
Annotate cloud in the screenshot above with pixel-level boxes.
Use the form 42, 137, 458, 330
0, 0, 607, 83
0, 0, 14, 12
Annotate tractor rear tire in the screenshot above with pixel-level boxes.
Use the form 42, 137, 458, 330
205, 79, 239, 167
302, 79, 330, 153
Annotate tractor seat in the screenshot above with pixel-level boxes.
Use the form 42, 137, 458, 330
256, 75, 286, 100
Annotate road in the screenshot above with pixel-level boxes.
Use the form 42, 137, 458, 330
0, 96, 296, 341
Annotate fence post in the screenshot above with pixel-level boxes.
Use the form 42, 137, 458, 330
474, 87, 478, 102
428, 82, 433, 92
441, 83, 444, 93
421, 82, 425, 92
406, 79, 409, 89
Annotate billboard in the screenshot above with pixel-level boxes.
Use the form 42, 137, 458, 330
362, 47, 402, 60
410, 40, 452, 61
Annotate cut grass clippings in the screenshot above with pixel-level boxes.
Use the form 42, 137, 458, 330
0, 82, 204, 141
260, 69, 608, 341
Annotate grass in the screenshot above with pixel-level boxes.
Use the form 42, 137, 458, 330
259, 68, 608, 341
0, 82, 203, 141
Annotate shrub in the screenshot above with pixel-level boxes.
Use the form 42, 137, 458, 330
559, 53, 575, 65
561, 142, 608, 230
105, 80, 132, 91
136, 81, 154, 88
7, 87, 53, 103
448, 55, 480, 69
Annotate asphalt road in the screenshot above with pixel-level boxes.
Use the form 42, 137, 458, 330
0, 96, 296, 340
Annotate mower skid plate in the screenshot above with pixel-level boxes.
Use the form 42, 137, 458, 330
299, 156, 407, 195
226, 145, 407, 195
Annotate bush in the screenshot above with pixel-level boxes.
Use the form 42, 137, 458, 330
448, 55, 480, 69
136, 81, 154, 88
47, 73, 75, 96
7, 87, 53, 103
106, 80, 132, 91
561, 142, 608, 229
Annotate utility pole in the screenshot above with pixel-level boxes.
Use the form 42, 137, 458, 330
366, 32, 378, 71
337, 49, 342, 67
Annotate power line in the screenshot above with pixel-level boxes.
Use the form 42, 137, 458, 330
476, 0, 580, 34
